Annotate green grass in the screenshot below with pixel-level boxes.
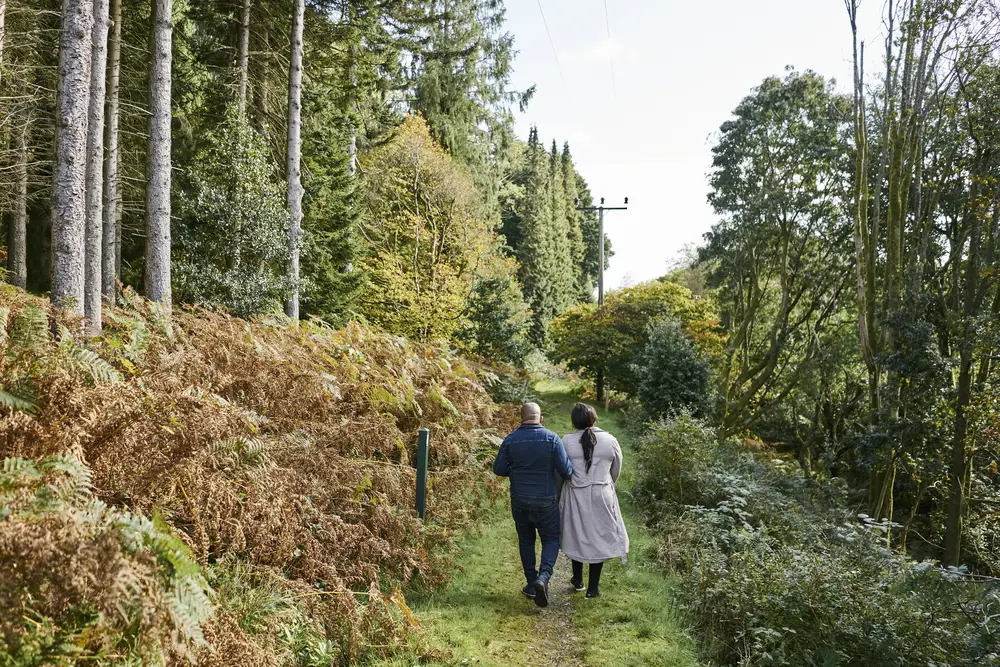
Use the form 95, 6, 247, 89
373, 380, 704, 667
534, 380, 703, 667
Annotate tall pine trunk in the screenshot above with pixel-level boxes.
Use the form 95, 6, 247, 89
102, 0, 121, 301
52, 0, 95, 315
9, 111, 28, 289
145, 0, 172, 305
237, 0, 250, 115
284, 0, 304, 320
84, 0, 110, 335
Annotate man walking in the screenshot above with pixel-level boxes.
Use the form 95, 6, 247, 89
493, 402, 573, 607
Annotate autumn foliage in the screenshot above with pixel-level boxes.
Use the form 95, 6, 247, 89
0, 284, 516, 665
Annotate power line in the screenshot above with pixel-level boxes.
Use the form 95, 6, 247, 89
602, 0, 617, 99
535, 0, 566, 86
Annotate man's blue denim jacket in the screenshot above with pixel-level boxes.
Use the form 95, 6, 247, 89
493, 422, 573, 506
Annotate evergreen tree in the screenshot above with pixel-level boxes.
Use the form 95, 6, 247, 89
410, 0, 532, 214
560, 143, 588, 300
576, 173, 609, 299
548, 139, 574, 312
516, 127, 554, 345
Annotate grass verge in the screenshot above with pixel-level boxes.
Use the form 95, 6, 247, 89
375, 380, 704, 667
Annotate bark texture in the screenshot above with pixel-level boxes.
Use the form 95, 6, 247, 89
9, 112, 28, 289
145, 0, 172, 305
284, 0, 304, 320
51, 0, 95, 314
84, 0, 110, 335
237, 0, 250, 115
102, 0, 121, 301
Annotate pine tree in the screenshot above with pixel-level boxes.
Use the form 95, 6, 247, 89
52, 0, 94, 315
548, 139, 574, 312
145, 0, 173, 306
411, 0, 531, 215
517, 127, 555, 345
561, 143, 588, 300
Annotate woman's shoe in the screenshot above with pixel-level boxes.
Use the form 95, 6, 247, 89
570, 577, 585, 592
522, 583, 536, 598
584, 589, 600, 599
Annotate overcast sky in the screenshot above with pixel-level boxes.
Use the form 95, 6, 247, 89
504, 0, 884, 290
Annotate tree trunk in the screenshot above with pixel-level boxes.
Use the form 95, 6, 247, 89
284, 0, 304, 321
102, 0, 121, 302
145, 0, 172, 306
52, 0, 95, 315
9, 111, 28, 289
945, 351, 973, 565
84, 0, 110, 335
237, 0, 250, 115
0, 0, 7, 91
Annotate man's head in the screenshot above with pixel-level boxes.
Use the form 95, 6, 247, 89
520, 402, 542, 424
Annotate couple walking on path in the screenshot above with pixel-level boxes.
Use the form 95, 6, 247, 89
493, 402, 630, 608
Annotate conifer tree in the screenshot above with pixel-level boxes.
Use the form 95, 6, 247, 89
548, 139, 574, 312
561, 142, 588, 300
517, 127, 554, 345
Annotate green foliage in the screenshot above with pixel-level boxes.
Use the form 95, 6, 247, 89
704, 69, 854, 436
174, 111, 290, 318
634, 318, 711, 418
456, 274, 531, 364
0, 455, 213, 664
357, 116, 518, 345
500, 129, 596, 346
550, 280, 724, 396
633, 416, 1000, 666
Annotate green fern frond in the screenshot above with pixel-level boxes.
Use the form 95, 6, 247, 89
125, 321, 150, 362
10, 306, 49, 355
61, 343, 124, 384
0, 388, 38, 414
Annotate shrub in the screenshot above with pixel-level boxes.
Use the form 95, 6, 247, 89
173, 111, 291, 318
634, 414, 1000, 667
0, 455, 212, 664
634, 317, 711, 418
0, 286, 518, 665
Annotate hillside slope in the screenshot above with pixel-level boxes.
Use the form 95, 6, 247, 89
0, 285, 515, 666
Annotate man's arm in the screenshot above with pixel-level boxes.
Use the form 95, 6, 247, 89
493, 439, 511, 477
554, 436, 573, 480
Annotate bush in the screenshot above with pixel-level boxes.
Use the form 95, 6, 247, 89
457, 274, 531, 365
634, 414, 1000, 667
634, 318, 711, 418
174, 111, 291, 318
0, 455, 212, 663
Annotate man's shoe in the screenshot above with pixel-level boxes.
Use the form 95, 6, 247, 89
521, 583, 536, 599
585, 589, 600, 599
570, 577, 585, 592
534, 573, 550, 608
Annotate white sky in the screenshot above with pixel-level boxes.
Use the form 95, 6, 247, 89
505, 0, 884, 289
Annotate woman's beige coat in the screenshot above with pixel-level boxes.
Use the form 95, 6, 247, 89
559, 428, 630, 564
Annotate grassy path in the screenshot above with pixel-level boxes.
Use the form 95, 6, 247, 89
376, 382, 702, 667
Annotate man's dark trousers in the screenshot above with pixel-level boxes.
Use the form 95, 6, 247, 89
493, 421, 572, 587
511, 496, 560, 586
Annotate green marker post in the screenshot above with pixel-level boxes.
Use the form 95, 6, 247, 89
416, 428, 429, 520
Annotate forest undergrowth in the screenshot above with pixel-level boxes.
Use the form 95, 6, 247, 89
0, 283, 518, 666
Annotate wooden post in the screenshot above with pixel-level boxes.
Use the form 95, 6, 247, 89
416, 428, 429, 520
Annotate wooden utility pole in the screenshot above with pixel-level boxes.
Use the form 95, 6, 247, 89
576, 196, 628, 401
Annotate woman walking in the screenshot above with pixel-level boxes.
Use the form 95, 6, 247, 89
559, 402, 629, 598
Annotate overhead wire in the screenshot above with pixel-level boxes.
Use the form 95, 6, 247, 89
602, 0, 617, 99
535, 0, 567, 86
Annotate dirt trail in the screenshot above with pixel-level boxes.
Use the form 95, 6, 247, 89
523, 555, 587, 666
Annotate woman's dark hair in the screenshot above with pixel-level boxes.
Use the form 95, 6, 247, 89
571, 403, 599, 472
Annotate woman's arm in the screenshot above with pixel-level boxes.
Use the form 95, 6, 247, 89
610, 438, 623, 482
